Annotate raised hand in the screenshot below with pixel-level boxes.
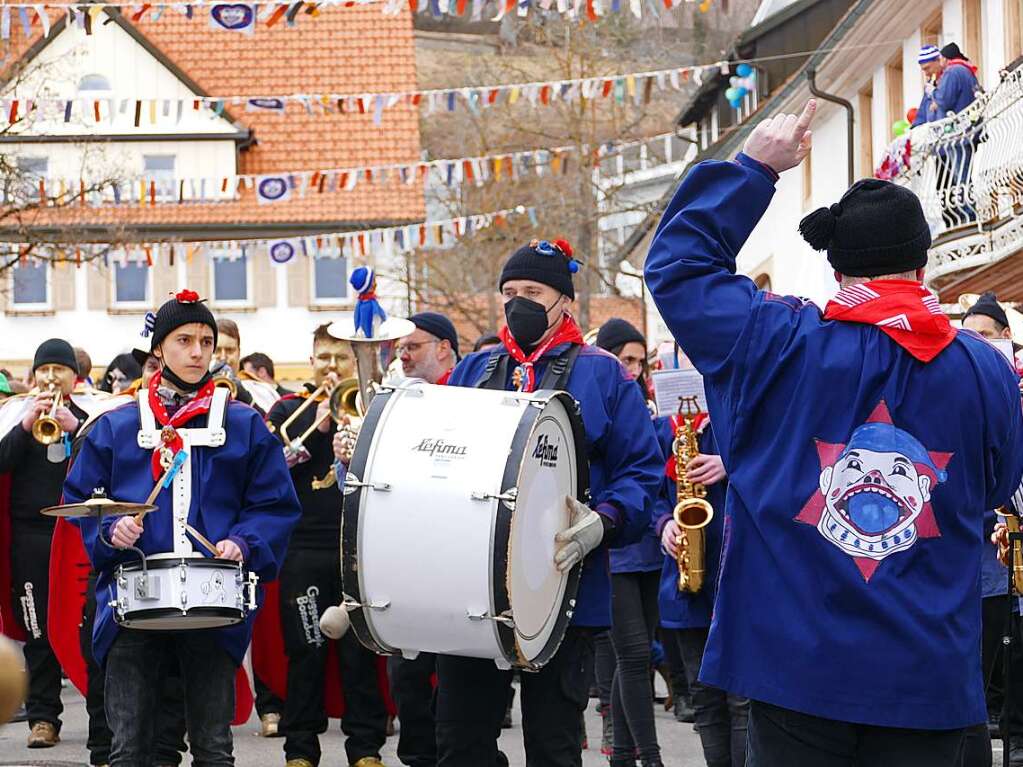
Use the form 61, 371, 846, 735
742, 99, 817, 174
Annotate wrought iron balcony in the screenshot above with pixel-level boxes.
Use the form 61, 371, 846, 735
882, 68, 1023, 296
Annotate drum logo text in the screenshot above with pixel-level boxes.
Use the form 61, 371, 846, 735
296, 585, 325, 646
411, 438, 468, 459
532, 434, 559, 468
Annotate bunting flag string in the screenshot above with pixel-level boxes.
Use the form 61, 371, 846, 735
27, 130, 684, 207
0, 0, 717, 29
0, 204, 538, 267
1, 60, 721, 125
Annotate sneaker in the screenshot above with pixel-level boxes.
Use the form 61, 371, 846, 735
27, 721, 60, 748
601, 708, 613, 757
260, 712, 281, 738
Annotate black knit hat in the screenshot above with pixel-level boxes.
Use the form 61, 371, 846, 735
410, 311, 460, 359
149, 289, 218, 351
33, 338, 79, 375
965, 291, 1009, 329
798, 179, 931, 277
940, 42, 967, 61
595, 318, 645, 352
499, 239, 580, 300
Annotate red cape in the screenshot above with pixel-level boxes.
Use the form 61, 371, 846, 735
48, 519, 254, 725
252, 580, 396, 718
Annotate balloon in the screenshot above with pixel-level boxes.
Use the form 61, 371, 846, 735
907, 107, 918, 123
698, 0, 710, 11
725, 87, 739, 101
729, 97, 743, 109
892, 119, 910, 137
729, 76, 740, 87
736, 63, 753, 77
742, 77, 757, 91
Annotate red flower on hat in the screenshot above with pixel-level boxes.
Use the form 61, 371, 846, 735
175, 289, 200, 303
552, 239, 573, 259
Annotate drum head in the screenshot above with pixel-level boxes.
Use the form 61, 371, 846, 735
508, 395, 578, 665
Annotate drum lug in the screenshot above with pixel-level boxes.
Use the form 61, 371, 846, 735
470, 487, 517, 510
467, 609, 515, 628
243, 572, 260, 611
342, 596, 390, 612
342, 472, 391, 496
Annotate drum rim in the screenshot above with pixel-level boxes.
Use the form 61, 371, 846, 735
500, 388, 588, 670
116, 557, 244, 572
115, 605, 244, 628
342, 386, 398, 656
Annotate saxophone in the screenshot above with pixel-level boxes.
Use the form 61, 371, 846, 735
995, 506, 1023, 595
673, 396, 714, 593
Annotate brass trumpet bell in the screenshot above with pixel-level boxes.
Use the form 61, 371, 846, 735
31, 384, 64, 445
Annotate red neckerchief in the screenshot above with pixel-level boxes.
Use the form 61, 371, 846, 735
146, 371, 216, 479
823, 280, 955, 363
664, 413, 710, 480
437, 368, 452, 386
498, 314, 585, 393
358, 290, 377, 302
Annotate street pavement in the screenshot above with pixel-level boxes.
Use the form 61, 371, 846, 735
0, 683, 712, 766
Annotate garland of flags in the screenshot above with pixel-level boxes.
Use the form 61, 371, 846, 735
0, 204, 538, 267
0, 0, 718, 37
23, 131, 683, 207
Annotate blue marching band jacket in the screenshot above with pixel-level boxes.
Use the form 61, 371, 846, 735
645, 154, 1023, 730
64, 388, 301, 666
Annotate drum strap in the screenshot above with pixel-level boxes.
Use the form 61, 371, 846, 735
475, 345, 581, 391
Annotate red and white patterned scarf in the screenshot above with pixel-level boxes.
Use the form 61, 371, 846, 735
498, 314, 585, 393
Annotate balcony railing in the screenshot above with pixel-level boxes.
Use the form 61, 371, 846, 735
884, 67, 1023, 286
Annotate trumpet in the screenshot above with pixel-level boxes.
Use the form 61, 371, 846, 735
32, 384, 64, 445
280, 377, 361, 456
996, 506, 1023, 595
673, 395, 714, 593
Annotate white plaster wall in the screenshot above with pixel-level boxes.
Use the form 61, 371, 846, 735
903, 31, 924, 113
871, 65, 888, 168
982, 0, 1006, 90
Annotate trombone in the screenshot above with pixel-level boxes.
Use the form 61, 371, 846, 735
32, 384, 64, 445
280, 377, 361, 455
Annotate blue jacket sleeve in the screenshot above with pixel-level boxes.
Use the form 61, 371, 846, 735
63, 416, 133, 573
912, 92, 933, 126
593, 373, 663, 547
935, 66, 978, 116
226, 419, 302, 582
644, 153, 776, 380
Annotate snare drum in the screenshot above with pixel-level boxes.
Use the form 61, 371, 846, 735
342, 380, 588, 670
110, 555, 258, 630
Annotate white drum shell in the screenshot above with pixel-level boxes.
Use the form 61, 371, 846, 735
344, 380, 583, 669
111, 556, 252, 630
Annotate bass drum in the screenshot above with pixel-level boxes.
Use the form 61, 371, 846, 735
342, 380, 588, 670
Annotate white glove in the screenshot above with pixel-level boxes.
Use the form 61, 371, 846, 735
554, 496, 605, 572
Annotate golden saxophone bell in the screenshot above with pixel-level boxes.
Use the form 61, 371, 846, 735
673, 395, 713, 594
31, 384, 64, 445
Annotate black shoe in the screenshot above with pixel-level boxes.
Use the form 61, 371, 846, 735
1009, 738, 1023, 767
674, 695, 695, 724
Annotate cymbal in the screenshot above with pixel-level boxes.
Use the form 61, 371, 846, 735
327, 316, 416, 344
41, 497, 157, 519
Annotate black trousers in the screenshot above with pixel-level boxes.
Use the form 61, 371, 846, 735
11, 529, 62, 728
255, 673, 284, 717
105, 629, 236, 767
675, 627, 748, 767
82, 574, 188, 766
435, 627, 594, 767
747, 700, 966, 767
388, 653, 437, 767
279, 546, 387, 766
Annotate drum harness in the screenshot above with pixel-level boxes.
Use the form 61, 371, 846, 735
475, 345, 581, 393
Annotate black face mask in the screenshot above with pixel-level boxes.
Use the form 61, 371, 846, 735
160, 364, 212, 393
504, 296, 558, 351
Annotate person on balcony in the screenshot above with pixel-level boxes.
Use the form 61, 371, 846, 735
912, 44, 981, 227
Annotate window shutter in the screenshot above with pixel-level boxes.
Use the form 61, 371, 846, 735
287, 256, 309, 308
254, 252, 275, 308
87, 264, 110, 310
52, 262, 76, 311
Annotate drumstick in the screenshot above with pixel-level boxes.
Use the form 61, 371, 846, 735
184, 524, 221, 557
134, 450, 187, 525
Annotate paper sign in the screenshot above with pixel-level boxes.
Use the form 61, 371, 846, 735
651, 368, 707, 416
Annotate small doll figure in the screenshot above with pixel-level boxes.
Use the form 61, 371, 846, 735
349, 266, 387, 338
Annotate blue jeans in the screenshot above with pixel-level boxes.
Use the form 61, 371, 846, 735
105, 629, 235, 767
747, 700, 966, 767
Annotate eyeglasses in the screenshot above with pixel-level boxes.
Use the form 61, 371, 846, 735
396, 340, 439, 356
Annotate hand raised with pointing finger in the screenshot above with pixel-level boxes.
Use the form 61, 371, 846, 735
742, 99, 817, 174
